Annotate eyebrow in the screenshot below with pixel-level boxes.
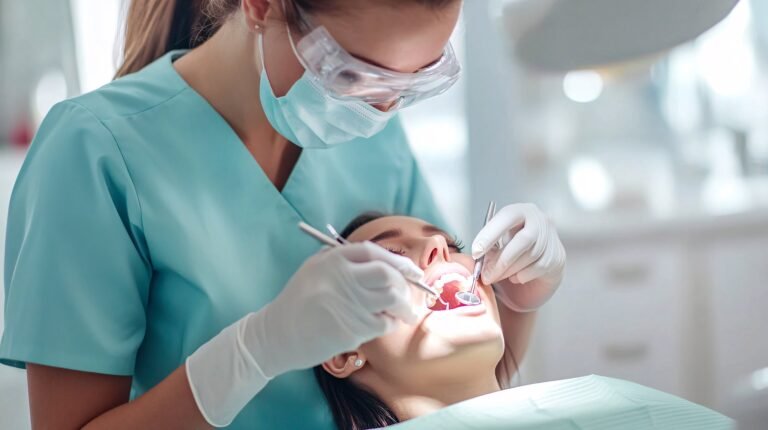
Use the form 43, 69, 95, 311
349, 51, 444, 73
422, 225, 450, 238
368, 224, 451, 243
369, 228, 403, 243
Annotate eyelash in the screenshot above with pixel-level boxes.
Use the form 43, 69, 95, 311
384, 246, 407, 256
449, 237, 465, 253
383, 237, 464, 256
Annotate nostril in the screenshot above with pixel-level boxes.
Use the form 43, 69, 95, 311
427, 248, 438, 265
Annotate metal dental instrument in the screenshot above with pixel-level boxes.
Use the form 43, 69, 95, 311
325, 224, 348, 246
456, 200, 496, 306
297, 221, 440, 298
323, 223, 441, 299
298, 221, 340, 247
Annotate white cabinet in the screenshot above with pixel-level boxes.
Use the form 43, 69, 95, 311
536, 240, 687, 397
525, 212, 768, 412
704, 233, 768, 408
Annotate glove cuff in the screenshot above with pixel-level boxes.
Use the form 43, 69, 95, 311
186, 313, 272, 427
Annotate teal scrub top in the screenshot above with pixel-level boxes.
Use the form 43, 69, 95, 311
0, 50, 446, 429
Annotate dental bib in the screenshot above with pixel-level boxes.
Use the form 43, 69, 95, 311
387, 375, 734, 430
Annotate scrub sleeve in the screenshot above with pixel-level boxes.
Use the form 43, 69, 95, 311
0, 100, 151, 375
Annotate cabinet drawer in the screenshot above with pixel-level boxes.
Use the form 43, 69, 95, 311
704, 234, 768, 408
557, 243, 685, 334
564, 243, 684, 294
535, 242, 686, 395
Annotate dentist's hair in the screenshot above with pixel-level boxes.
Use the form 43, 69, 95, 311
115, 0, 458, 78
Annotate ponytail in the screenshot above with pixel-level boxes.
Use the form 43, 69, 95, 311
115, 0, 224, 78
115, 0, 458, 79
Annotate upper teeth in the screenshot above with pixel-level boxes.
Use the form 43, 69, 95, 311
432, 273, 471, 291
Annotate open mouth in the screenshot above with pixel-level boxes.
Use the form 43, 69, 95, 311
425, 263, 476, 311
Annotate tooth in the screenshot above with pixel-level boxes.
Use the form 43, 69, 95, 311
448, 273, 465, 283
426, 294, 437, 308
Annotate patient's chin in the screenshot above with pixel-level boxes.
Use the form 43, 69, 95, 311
399, 335, 505, 387
414, 318, 504, 362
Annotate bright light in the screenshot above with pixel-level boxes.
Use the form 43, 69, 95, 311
568, 157, 614, 211
401, 115, 468, 159
70, 0, 123, 93
33, 70, 68, 125
702, 175, 751, 214
695, 0, 756, 97
750, 368, 768, 392
562, 71, 603, 103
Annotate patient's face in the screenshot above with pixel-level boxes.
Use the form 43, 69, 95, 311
335, 216, 504, 392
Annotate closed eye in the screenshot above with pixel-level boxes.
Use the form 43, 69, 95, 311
383, 246, 407, 256
447, 237, 464, 253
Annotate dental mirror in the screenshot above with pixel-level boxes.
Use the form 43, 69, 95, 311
455, 291, 482, 306
455, 201, 496, 306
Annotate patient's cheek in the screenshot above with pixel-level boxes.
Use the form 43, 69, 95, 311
363, 324, 417, 359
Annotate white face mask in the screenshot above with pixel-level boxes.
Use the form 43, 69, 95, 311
257, 34, 395, 149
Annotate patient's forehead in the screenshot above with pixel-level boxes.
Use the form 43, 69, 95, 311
347, 216, 428, 242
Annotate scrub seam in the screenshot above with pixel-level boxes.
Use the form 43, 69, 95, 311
67, 99, 151, 265
99, 86, 190, 121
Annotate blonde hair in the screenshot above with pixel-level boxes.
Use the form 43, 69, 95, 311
115, 0, 238, 78
115, 0, 458, 78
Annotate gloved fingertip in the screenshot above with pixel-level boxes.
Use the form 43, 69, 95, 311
471, 242, 485, 259
479, 272, 489, 285
481, 267, 495, 285
401, 263, 424, 282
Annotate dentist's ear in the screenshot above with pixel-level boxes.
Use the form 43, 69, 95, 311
322, 352, 368, 378
242, 0, 273, 29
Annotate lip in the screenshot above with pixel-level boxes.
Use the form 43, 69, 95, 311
425, 262, 473, 287
428, 301, 488, 317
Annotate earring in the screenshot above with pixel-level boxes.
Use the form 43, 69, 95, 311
354, 358, 364, 368
254, 23, 261, 31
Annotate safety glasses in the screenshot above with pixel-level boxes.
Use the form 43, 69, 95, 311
283, 1, 461, 109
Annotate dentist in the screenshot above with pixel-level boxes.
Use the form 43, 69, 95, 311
0, 0, 564, 428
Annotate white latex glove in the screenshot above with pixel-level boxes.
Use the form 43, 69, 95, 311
186, 242, 423, 427
472, 203, 566, 312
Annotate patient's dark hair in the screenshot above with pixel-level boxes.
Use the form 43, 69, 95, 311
315, 211, 399, 429
315, 212, 518, 429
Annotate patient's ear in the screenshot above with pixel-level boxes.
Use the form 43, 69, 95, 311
322, 351, 368, 379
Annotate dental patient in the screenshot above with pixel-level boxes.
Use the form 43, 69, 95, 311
313, 213, 734, 430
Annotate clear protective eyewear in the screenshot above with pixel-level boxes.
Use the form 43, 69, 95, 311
284, 1, 461, 109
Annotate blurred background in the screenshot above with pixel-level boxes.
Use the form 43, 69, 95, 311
1, 0, 767, 428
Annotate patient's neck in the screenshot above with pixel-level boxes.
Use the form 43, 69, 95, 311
384, 372, 501, 421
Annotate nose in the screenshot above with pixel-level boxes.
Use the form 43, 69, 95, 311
419, 235, 451, 269
371, 101, 397, 112
371, 96, 404, 112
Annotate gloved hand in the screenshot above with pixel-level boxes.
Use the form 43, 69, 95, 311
472, 203, 566, 312
186, 242, 423, 427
